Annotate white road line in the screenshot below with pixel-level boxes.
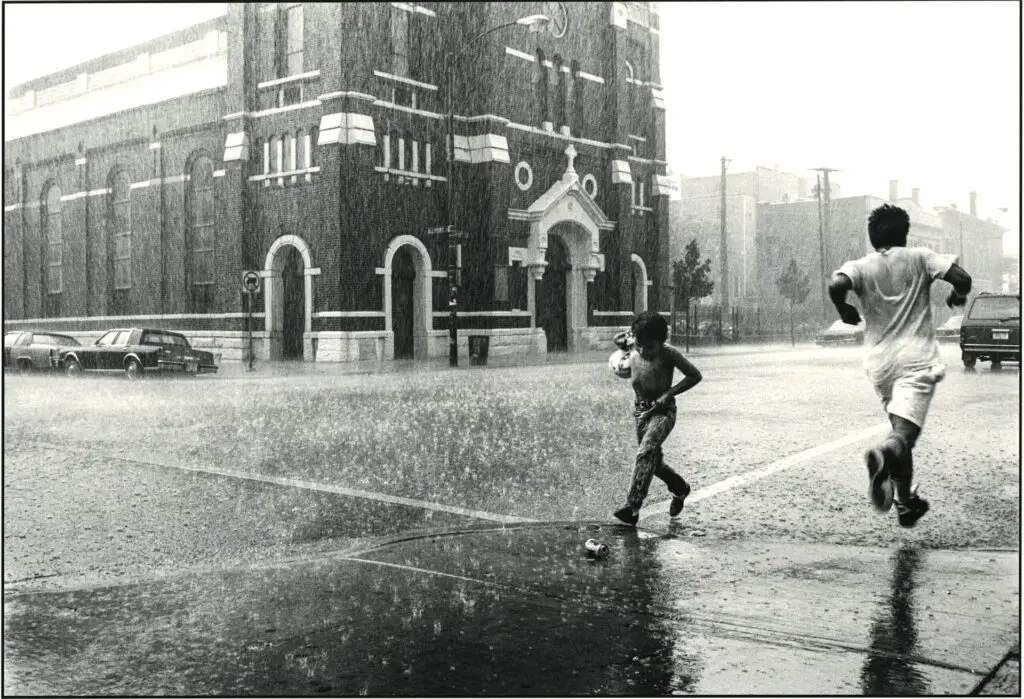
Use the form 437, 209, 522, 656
641, 421, 891, 521
25, 442, 536, 526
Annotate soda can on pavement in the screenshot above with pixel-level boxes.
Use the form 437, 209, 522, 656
584, 539, 609, 558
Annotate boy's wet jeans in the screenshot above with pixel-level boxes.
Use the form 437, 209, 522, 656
627, 399, 688, 510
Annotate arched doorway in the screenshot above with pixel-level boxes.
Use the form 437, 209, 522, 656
263, 234, 315, 362
537, 234, 569, 351
631, 254, 649, 313
391, 247, 416, 359
281, 247, 304, 360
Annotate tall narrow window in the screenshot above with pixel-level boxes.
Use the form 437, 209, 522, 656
282, 3, 304, 76
553, 55, 567, 128
44, 185, 62, 294
624, 60, 635, 83
570, 60, 584, 136
534, 49, 549, 125
110, 171, 132, 289
391, 6, 409, 77
288, 131, 298, 183
189, 157, 216, 288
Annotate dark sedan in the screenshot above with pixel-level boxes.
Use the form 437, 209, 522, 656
815, 320, 865, 346
4, 330, 81, 373
58, 328, 218, 380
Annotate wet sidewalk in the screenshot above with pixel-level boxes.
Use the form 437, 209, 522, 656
4, 521, 1018, 695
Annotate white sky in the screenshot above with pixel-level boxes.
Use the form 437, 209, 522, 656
4, 1, 1020, 253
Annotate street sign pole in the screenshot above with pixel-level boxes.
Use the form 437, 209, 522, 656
247, 290, 254, 372
241, 271, 261, 372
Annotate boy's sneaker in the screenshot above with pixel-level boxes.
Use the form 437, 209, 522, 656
613, 505, 639, 526
865, 447, 895, 513
895, 486, 930, 528
669, 482, 692, 517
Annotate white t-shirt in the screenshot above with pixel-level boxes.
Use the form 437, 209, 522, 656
837, 247, 956, 383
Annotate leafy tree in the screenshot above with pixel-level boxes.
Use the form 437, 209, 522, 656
672, 239, 715, 349
776, 257, 811, 347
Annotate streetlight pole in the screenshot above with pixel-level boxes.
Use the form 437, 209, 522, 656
440, 13, 550, 367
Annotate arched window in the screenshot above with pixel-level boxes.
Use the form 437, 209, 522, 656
624, 60, 635, 83
534, 49, 549, 125
188, 157, 216, 291
43, 185, 62, 294
109, 170, 132, 290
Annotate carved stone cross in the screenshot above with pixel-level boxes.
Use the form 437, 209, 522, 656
564, 143, 577, 175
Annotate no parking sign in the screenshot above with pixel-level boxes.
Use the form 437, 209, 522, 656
242, 270, 261, 294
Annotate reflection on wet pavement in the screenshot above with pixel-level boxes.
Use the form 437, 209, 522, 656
861, 545, 927, 695
3, 525, 1017, 695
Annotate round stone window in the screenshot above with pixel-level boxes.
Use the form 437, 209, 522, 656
515, 161, 533, 191
582, 173, 598, 198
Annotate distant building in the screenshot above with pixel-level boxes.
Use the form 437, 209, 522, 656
4, 2, 673, 363
668, 166, 821, 306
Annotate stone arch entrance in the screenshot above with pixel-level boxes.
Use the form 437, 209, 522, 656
630, 253, 650, 313
263, 234, 316, 361
382, 235, 433, 360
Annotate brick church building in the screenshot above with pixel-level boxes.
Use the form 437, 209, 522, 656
4, 2, 672, 363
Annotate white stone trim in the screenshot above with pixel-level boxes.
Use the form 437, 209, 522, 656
592, 310, 635, 316
431, 311, 532, 317
257, 69, 322, 90
75, 157, 88, 166
248, 166, 321, 183
373, 166, 446, 183
505, 47, 536, 62
313, 311, 385, 318
576, 71, 605, 84
372, 70, 438, 92
6, 313, 259, 323
250, 100, 322, 118
4, 204, 22, 212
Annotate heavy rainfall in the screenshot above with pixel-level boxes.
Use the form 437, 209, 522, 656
3, 1, 1020, 696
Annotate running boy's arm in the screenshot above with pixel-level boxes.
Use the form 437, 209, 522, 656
941, 263, 972, 307
828, 272, 862, 325
656, 346, 703, 404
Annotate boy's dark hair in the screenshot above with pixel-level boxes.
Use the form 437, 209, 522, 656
631, 310, 668, 344
867, 204, 910, 250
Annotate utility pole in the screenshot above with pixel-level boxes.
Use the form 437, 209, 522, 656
720, 156, 730, 314
811, 167, 840, 320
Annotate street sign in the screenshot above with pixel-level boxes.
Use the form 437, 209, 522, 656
242, 270, 261, 293
427, 225, 454, 236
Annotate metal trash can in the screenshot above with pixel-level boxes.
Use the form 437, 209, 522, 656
468, 335, 490, 366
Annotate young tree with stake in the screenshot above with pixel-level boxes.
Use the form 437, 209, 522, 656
776, 258, 811, 347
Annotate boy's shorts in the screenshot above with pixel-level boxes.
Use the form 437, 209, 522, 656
873, 363, 946, 428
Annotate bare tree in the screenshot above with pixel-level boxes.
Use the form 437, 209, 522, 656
776, 257, 811, 347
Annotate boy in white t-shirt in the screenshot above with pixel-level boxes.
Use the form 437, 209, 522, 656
828, 204, 972, 527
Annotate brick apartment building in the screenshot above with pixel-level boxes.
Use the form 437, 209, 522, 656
3, 2, 673, 363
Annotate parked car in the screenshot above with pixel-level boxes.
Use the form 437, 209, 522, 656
57, 328, 218, 380
936, 314, 963, 342
959, 293, 1020, 369
815, 320, 865, 346
4, 330, 80, 373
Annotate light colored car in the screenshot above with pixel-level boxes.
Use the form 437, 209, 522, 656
936, 314, 963, 342
4, 330, 80, 373
814, 320, 865, 346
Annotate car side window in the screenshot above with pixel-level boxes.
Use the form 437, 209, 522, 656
111, 330, 132, 346
95, 331, 117, 346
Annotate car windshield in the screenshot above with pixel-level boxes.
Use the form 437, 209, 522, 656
968, 296, 1021, 320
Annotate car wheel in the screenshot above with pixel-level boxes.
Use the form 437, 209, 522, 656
962, 353, 977, 369
16, 359, 31, 375
64, 358, 83, 377
991, 357, 1002, 371
125, 358, 143, 381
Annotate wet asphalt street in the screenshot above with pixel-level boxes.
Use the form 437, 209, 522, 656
3, 342, 1020, 695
